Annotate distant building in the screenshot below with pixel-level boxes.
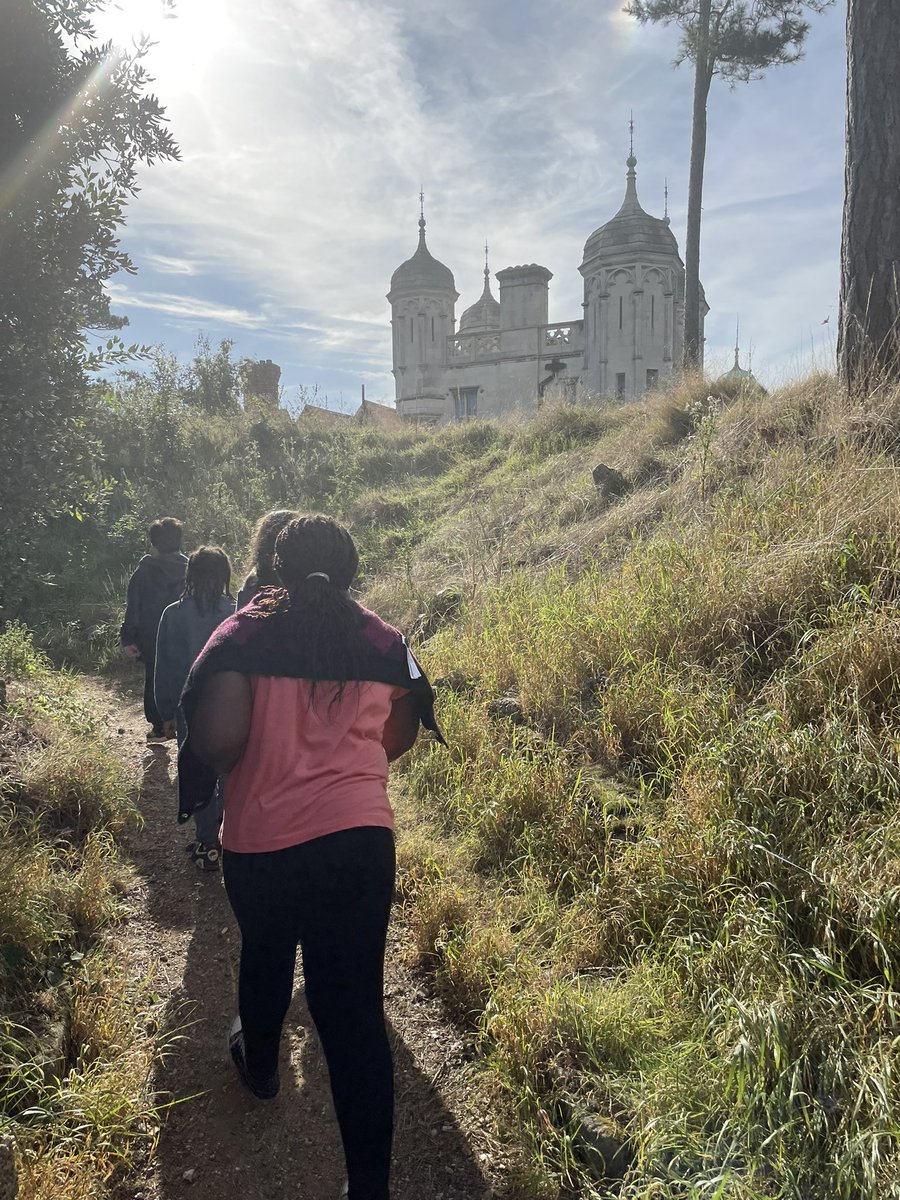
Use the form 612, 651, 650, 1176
387, 153, 708, 423
244, 359, 281, 412
716, 327, 766, 393
297, 397, 403, 429
296, 403, 351, 427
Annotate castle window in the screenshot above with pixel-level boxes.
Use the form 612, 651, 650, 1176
616, 372, 626, 398
410, 317, 414, 341
646, 368, 659, 390
455, 387, 478, 421
619, 296, 623, 330
431, 316, 435, 342
651, 294, 655, 334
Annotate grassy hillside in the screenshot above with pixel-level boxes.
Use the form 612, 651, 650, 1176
383, 376, 900, 1198
13, 365, 900, 1197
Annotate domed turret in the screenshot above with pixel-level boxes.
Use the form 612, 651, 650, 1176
581, 154, 680, 269
579, 134, 701, 401
717, 321, 766, 393
389, 209, 455, 296
387, 196, 458, 421
458, 244, 500, 333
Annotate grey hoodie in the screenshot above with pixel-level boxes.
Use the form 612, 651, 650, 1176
153, 594, 236, 723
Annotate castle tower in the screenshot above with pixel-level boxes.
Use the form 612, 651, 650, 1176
579, 150, 705, 399
386, 195, 458, 422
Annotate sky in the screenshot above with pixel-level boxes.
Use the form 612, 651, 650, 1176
92, 0, 847, 412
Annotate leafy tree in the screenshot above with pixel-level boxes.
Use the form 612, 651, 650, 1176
0, 0, 178, 614
626, 0, 833, 369
183, 335, 244, 412
838, 0, 900, 391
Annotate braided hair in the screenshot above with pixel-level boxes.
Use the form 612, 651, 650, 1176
273, 515, 363, 705
183, 546, 232, 616
242, 509, 298, 593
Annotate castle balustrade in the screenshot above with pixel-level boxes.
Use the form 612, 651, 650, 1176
447, 331, 501, 360
541, 322, 584, 350
397, 394, 447, 422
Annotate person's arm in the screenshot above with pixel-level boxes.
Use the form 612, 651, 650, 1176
382, 693, 420, 762
153, 608, 180, 730
120, 567, 141, 650
190, 671, 253, 774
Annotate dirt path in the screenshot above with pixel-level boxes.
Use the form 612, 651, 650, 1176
86, 675, 516, 1200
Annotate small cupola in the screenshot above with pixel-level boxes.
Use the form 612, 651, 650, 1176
458, 243, 501, 333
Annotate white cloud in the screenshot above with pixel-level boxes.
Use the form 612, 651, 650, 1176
143, 253, 198, 275
107, 283, 266, 328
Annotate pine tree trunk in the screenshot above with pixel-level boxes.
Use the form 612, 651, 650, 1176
839, 0, 900, 391
683, 0, 712, 371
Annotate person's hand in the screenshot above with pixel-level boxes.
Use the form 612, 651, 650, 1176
121, 644, 140, 660
163, 720, 177, 739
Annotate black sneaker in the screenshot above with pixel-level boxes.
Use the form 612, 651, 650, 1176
191, 843, 221, 872
146, 727, 166, 741
228, 1017, 279, 1100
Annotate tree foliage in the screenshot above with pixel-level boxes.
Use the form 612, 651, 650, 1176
626, 0, 833, 368
628, 0, 833, 82
0, 0, 178, 614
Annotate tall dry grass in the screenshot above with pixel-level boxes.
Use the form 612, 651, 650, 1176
0, 625, 158, 1199
393, 374, 900, 1197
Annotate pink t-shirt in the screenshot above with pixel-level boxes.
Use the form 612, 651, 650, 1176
221, 676, 407, 853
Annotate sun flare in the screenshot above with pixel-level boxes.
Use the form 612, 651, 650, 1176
95, 0, 234, 78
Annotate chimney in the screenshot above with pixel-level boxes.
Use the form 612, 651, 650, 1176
496, 264, 552, 330
244, 359, 281, 411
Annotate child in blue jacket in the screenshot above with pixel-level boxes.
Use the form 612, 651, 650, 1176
155, 546, 235, 870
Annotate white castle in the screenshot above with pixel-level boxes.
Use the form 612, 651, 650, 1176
387, 152, 707, 422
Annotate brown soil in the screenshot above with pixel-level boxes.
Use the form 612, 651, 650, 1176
86, 674, 521, 1200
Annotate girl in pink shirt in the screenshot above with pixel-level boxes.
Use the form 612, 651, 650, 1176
179, 515, 442, 1200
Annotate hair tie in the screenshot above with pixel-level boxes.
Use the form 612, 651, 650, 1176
306, 572, 330, 582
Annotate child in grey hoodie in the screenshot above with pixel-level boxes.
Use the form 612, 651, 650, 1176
155, 546, 235, 871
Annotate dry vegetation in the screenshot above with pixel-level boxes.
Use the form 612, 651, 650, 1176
0, 626, 158, 1200
9, 369, 900, 1198
377, 374, 900, 1198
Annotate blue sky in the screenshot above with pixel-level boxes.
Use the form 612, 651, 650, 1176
95, 0, 845, 411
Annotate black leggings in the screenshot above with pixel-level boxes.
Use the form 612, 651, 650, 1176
223, 826, 395, 1200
